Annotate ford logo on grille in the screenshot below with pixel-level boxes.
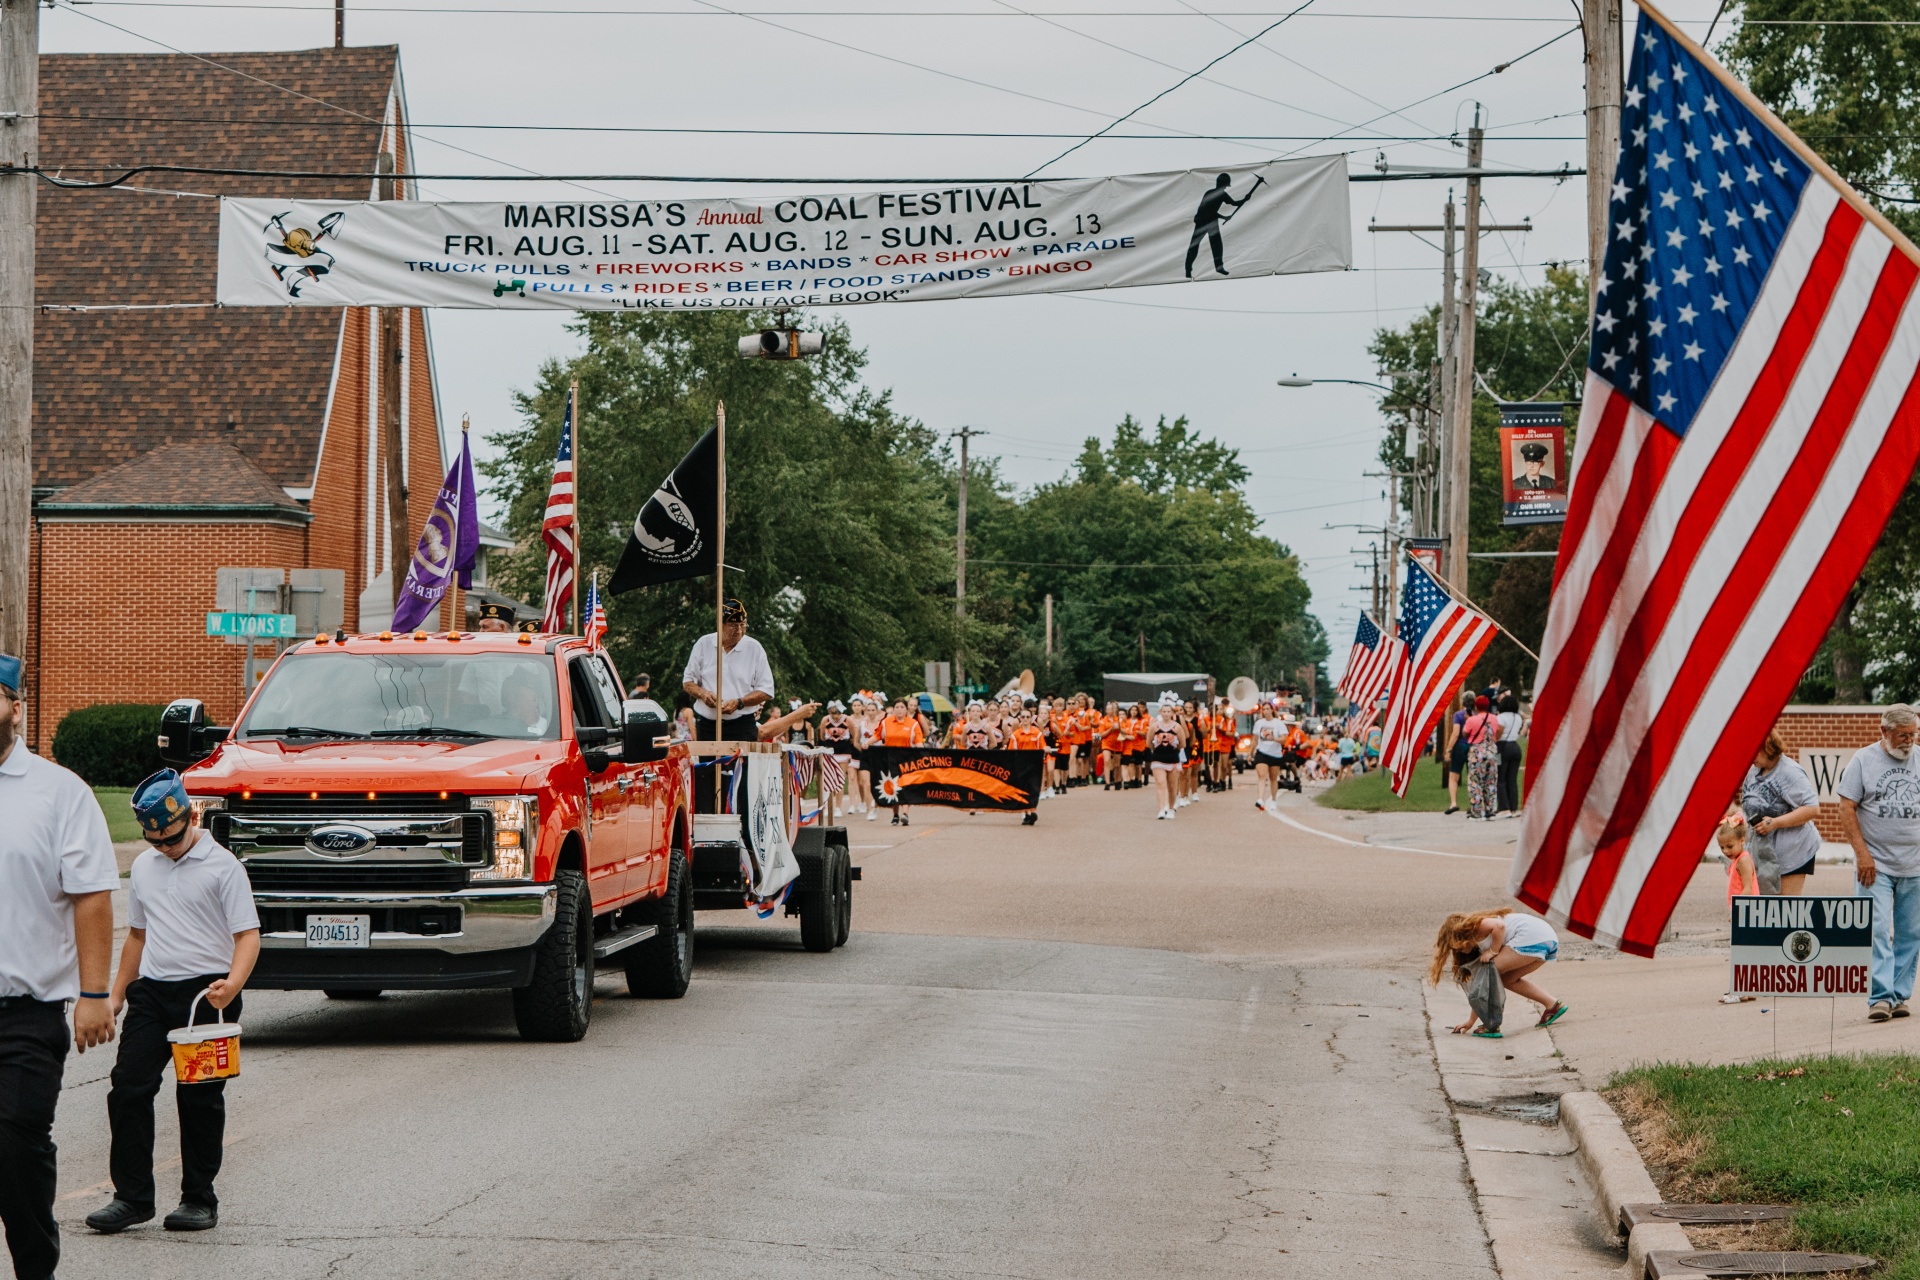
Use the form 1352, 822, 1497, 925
306, 824, 377, 859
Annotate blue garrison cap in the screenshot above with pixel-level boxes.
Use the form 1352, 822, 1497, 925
131, 768, 192, 836
0, 653, 19, 697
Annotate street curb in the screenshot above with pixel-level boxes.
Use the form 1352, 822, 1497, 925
1559, 1090, 1690, 1277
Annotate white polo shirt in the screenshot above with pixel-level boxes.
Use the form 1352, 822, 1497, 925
127, 830, 260, 982
681, 632, 774, 722
0, 740, 121, 1001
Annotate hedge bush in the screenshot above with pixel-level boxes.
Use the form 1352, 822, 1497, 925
51, 704, 167, 786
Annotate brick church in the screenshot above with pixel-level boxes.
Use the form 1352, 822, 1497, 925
23, 46, 497, 751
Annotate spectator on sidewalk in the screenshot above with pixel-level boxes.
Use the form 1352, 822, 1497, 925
1443, 687, 1474, 815
1494, 692, 1525, 818
1461, 696, 1502, 820
1716, 818, 1760, 1004
1430, 908, 1567, 1035
1741, 728, 1821, 896
1838, 704, 1920, 1023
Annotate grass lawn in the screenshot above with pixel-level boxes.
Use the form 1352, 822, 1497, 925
92, 787, 144, 843
1611, 1055, 1920, 1278
1315, 758, 1454, 811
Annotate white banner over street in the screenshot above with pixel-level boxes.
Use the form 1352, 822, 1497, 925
216, 157, 1350, 310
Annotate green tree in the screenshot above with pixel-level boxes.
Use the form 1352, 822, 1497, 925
1722, 1, 1920, 700
1368, 265, 1589, 690
481, 311, 956, 704
968, 414, 1326, 698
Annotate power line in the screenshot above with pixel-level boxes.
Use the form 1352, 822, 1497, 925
1023, 0, 1317, 177
72, 2, 1887, 19
29, 115, 1588, 141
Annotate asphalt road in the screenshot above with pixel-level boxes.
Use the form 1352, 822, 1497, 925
48, 781, 1513, 1279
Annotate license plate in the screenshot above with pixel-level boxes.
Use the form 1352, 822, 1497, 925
306, 915, 370, 948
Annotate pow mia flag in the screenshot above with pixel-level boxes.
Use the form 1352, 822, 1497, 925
608, 427, 719, 594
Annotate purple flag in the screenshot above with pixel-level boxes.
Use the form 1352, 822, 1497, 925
392, 431, 479, 632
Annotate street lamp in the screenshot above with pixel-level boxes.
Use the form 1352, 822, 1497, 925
1275, 375, 1400, 394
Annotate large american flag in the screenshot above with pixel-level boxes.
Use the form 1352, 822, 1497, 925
1378, 559, 1496, 797
1512, 11, 1920, 956
1338, 612, 1405, 731
539, 396, 576, 634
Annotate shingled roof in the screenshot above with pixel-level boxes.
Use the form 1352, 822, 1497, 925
34, 48, 401, 494
38, 440, 312, 519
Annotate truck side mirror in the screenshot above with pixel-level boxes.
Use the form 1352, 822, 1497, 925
624, 712, 670, 764
158, 699, 227, 767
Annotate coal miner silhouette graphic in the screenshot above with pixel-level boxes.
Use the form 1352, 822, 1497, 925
1184, 172, 1264, 278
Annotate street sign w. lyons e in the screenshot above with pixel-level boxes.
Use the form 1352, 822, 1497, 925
206, 611, 298, 639
1730, 896, 1873, 998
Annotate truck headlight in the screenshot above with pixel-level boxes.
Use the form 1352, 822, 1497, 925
473, 796, 537, 880
187, 794, 225, 821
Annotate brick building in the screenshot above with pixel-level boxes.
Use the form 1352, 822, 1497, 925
1773, 705, 1888, 841
25, 47, 457, 751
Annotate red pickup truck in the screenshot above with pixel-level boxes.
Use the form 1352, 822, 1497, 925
158, 630, 690, 1042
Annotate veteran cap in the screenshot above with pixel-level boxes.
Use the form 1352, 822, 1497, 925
0, 652, 20, 698
131, 768, 192, 836
1520, 442, 1549, 463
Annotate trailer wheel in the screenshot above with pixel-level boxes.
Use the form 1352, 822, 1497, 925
625, 850, 693, 999
798, 846, 841, 953
833, 846, 852, 948
513, 869, 592, 1042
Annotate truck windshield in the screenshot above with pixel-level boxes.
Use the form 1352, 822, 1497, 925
239, 652, 560, 741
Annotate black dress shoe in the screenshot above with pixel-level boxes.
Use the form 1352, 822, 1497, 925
164, 1202, 218, 1231
86, 1200, 154, 1234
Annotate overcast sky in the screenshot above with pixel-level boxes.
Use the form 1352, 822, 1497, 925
43, 0, 1727, 665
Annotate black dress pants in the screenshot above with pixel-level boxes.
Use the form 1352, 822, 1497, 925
1496, 740, 1523, 813
693, 714, 760, 814
0, 999, 68, 1280
108, 976, 241, 1211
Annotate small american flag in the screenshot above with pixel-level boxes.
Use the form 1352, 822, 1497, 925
1513, 8, 1920, 955
1378, 560, 1496, 798
539, 396, 576, 634
788, 750, 816, 797
1338, 612, 1405, 723
820, 753, 846, 794
583, 577, 607, 649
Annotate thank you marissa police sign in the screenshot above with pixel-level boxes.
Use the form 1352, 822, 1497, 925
214, 158, 1349, 310
1730, 896, 1873, 997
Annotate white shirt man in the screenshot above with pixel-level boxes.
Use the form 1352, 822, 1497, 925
0, 740, 121, 1002
682, 634, 774, 724
125, 831, 259, 981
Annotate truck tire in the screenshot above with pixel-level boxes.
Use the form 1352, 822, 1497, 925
512, 869, 592, 1042
798, 846, 844, 953
322, 989, 382, 1000
624, 850, 693, 999
833, 846, 852, 948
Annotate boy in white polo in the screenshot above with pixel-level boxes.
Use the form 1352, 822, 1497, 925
85, 770, 258, 1236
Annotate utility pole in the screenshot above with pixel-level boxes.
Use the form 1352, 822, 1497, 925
378, 152, 407, 609
1370, 191, 1527, 584
0, 0, 37, 689
1450, 116, 1485, 591
1584, 0, 1622, 310
335, 0, 345, 47
1043, 592, 1053, 676
951, 426, 984, 694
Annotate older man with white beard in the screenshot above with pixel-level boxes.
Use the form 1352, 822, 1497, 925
1838, 704, 1920, 1023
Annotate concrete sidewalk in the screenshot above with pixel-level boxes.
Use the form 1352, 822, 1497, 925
1278, 787, 1920, 1085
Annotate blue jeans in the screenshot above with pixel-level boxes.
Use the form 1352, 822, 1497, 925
1856, 872, 1920, 1006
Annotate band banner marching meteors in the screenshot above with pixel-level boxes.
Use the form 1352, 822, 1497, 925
214, 158, 1351, 311
862, 747, 1043, 811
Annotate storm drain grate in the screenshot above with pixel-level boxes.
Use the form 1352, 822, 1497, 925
1646, 1249, 1876, 1277
1621, 1203, 1796, 1232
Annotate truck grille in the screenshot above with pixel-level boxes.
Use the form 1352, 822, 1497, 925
212, 811, 488, 864
243, 863, 471, 892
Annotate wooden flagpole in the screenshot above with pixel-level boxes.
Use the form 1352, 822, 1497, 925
1421, 555, 1541, 663
713, 400, 727, 811
569, 380, 581, 635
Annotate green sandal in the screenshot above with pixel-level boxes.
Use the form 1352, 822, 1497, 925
1471, 1029, 1503, 1039
1538, 1002, 1569, 1029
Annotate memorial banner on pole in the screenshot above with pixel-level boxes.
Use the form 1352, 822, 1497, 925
216, 158, 1350, 310
1497, 402, 1569, 527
